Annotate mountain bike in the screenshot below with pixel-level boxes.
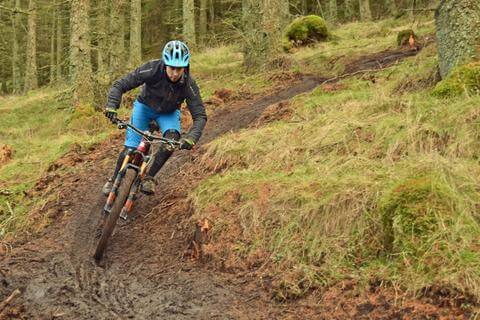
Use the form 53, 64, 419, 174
94, 119, 181, 262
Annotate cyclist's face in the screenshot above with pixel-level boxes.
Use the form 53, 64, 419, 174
166, 66, 185, 82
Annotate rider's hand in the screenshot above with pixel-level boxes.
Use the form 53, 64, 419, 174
104, 107, 118, 123
179, 137, 195, 150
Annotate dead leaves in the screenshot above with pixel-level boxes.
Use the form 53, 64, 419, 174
0, 145, 13, 167
187, 218, 212, 261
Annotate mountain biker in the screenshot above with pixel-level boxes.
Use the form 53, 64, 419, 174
102, 40, 207, 195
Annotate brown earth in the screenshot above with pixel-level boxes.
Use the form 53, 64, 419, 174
0, 47, 473, 319
0, 145, 13, 168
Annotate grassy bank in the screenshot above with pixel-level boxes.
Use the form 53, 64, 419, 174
190, 35, 480, 301
0, 88, 117, 237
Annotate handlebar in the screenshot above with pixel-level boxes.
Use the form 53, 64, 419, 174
114, 119, 182, 148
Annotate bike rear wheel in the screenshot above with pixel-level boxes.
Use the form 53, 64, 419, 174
94, 168, 137, 261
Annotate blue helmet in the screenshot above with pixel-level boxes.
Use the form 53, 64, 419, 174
162, 40, 190, 67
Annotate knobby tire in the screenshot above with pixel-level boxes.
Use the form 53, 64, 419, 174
94, 168, 137, 261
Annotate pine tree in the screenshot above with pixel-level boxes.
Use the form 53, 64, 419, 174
435, 0, 480, 78
49, 7, 56, 84
385, 0, 398, 16
109, 0, 126, 77
263, 0, 289, 55
56, 0, 63, 82
183, 0, 196, 47
11, 0, 21, 93
199, 0, 208, 46
208, 0, 215, 33
95, 0, 108, 77
70, 0, 93, 106
359, 0, 372, 21
344, 0, 356, 21
242, 0, 289, 69
301, 0, 308, 15
242, 0, 264, 69
24, 0, 38, 92
329, 0, 338, 22
129, 0, 142, 68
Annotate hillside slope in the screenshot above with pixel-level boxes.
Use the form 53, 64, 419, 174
1, 19, 478, 319
191, 31, 480, 315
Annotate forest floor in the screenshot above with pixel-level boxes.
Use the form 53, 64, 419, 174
0, 47, 472, 319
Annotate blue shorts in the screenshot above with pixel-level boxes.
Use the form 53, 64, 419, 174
125, 100, 181, 148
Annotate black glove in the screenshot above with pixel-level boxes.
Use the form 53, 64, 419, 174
104, 108, 118, 123
179, 137, 195, 150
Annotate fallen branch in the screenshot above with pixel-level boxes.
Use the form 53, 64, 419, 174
0, 289, 21, 313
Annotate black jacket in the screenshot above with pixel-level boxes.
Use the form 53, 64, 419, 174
107, 59, 207, 143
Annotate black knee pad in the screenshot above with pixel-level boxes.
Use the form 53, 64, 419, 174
148, 130, 180, 177
121, 147, 131, 156
152, 130, 178, 163
149, 140, 176, 177
163, 129, 180, 141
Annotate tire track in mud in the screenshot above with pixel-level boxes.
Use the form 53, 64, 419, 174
0, 48, 420, 319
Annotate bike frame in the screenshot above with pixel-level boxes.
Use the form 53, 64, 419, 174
103, 120, 180, 220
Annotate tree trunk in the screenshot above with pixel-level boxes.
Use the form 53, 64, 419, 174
11, 0, 21, 93
56, 0, 63, 82
208, 0, 214, 33
199, 0, 208, 46
242, 0, 263, 69
263, 0, 289, 56
435, 0, 480, 78
385, 0, 398, 16
109, 0, 126, 77
243, 0, 289, 70
329, 0, 337, 22
301, 0, 308, 15
166, 0, 181, 37
359, 0, 372, 20
344, 0, 355, 21
0, 62, 7, 94
50, 8, 56, 84
95, 0, 108, 77
409, 0, 416, 21
24, 0, 38, 92
129, 0, 142, 68
183, 0, 196, 48
70, 0, 93, 106
316, 0, 325, 18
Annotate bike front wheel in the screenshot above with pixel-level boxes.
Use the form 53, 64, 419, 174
94, 168, 137, 261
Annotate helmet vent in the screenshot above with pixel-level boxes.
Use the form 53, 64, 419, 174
162, 40, 190, 67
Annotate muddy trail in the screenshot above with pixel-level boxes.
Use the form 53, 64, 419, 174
0, 47, 467, 319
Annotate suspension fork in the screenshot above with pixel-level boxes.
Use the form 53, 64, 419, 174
104, 153, 133, 213
119, 155, 151, 220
